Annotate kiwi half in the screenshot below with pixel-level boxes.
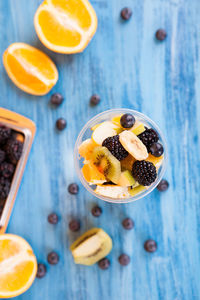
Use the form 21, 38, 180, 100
93, 146, 121, 184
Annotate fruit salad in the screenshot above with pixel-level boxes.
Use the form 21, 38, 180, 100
78, 113, 165, 200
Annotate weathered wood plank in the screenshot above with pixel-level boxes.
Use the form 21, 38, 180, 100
0, 0, 199, 299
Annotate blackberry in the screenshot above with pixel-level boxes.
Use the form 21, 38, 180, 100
0, 125, 11, 144
0, 150, 5, 164
0, 177, 11, 200
0, 162, 15, 179
132, 160, 157, 186
0, 199, 5, 215
102, 135, 128, 161
5, 139, 23, 164
138, 128, 159, 152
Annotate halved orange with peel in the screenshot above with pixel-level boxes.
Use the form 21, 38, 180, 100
34, 0, 98, 54
0, 234, 37, 298
3, 43, 58, 95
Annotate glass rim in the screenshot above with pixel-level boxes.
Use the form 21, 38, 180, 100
74, 108, 168, 204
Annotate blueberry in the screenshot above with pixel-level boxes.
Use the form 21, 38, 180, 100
118, 254, 130, 266
149, 142, 164, 157
98, 258, 110, 270
36, 263, 47, 278
155, 29, 167, 41
122, 218, 134, 230
120, 114, 135, 128
48, 213, 59, 224
91, 206, 102, 217
69, 219, 80, 232
50, 93, 64, 106
56, 118, 67, 131
144, 240, 157, 253
90, 94, 100, 106
68, 183, 79, 194
121, 7, 132, 20
157, 179, 169, 192
47, 252, 59, 265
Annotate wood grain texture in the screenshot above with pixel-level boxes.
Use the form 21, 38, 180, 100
0, 0, 200, 299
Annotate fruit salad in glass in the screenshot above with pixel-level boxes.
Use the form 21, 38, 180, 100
74, 109, 167, 203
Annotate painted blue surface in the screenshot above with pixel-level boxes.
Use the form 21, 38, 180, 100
0, 0, 200, 299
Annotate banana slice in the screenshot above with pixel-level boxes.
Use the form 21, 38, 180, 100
91, 121, 117, 145
119, 130, 148, 160
95, 185, 130, 199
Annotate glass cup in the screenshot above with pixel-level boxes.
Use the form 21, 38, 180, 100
74, 108, 168, 204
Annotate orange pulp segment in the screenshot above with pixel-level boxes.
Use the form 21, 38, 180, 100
34, 0, 98, 53
0, 234, 37, 298
3, 43, 58, 95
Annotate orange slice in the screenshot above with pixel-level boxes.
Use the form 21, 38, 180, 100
82, 162, 106, 184
34, 0, 98, 54
0, 234, 37, 298
3, 43, 58, 95
146, 154, 164, 167
78, 139, 96, 161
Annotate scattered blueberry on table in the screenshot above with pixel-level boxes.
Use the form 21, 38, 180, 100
122, 218, 134, 230
69, 219, 80, 232
91, 205, 102, 217
118, 254, 130, 266
157, 179, 169, 191
48, 213, 59, 224
155, 29, 167, 41
47, 252, 59, 265
68, 183, 79, 194
56, 118, 67, 131
98, 258, 110, 270
50, 93, 64, 106
90, 94, 100, 106
144, 240, 157, 253
36, 263, 47, 278
120, 7, 132, 20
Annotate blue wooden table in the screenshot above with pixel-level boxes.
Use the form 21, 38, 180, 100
1, 0, 200, 299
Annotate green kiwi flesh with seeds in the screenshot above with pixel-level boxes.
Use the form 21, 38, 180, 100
92, 146, 121, 184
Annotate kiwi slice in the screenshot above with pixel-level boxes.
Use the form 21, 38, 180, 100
93, 146, 121, 184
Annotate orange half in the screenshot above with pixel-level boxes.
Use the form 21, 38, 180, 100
0, 234, 37, 298
3, 43, 58, 95
34, 0, 98, 53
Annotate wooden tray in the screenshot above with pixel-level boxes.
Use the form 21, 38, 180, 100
0, 108, 36, 233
